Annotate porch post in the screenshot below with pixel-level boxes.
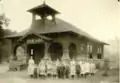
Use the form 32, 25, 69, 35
87, 44, 89, 60
43, 42, 50, 60
25, 43, 28, 64
12, 44, 17, 60
61, 43, 70, 60
10, 42, 15, 61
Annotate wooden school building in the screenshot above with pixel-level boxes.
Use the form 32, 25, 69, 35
4, 2, 108, 65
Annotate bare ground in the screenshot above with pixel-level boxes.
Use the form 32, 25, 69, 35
0, 64, 119, 83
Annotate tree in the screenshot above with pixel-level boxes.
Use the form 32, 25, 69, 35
4, 29, 17, 36
0, 21, 4, 37
0, 13, 10, 62
0, 14, 10, 27
0, 20, 4, 62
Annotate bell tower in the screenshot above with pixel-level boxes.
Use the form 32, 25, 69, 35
28, 1, 60, 24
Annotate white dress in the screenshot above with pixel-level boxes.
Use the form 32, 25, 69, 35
70, 61, 76, 76
84, 62, 90, 74
52, 62, 57, 75
78, 61, 82, 66
38, 61, 46, 75
28, 59, 35, 76
90, 63, 96, 74
56, 60, 60, 67
80, 63, 85, 74
46, 61, 52, 74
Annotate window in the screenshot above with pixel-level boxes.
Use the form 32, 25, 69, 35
81, 44, 85, 52
87, 44, 90, 53
36, 15, 41, 20
97, 46, 102, 59
30, 49, 34, 55
97, 47, 99, 54
87, 44, 93, 59
99, 48, 101, 53
47, 16, 52, 20
97, 53, 102, 59
89, 53, 93, 59
90, 45, 92, 53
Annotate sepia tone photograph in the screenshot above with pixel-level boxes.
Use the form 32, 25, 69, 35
0, 0, 119, 83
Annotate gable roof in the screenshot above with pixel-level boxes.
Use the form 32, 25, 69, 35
18, 33, 52, 42
4, 18, 108, 45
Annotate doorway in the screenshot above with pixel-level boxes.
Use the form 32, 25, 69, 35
27, 43, 45, 64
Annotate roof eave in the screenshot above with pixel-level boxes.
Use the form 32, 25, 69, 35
69, 31, 109, 45
27, 4, 60, 15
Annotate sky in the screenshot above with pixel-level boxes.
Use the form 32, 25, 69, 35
1, 0, 120, 42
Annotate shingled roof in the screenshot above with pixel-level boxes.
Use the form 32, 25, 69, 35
5, 18, 108, 45
27, 3, 60, 16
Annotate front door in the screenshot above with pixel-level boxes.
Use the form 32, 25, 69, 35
27, 43, 45, 64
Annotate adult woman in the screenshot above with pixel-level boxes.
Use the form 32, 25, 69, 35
90, 60, 96, 76
28, 56, 35, 77
80, 61, 86, 77
70, 59, 76, 79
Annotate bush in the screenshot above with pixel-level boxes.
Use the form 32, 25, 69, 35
102, 58, 110, 76
96, 63, 100, 69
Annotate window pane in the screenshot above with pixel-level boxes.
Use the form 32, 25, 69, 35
89, 53, 92, 59
97, 47, 99, 53
100, 48, 101, 53
36, 15, 41, 20
90, 45, 92, 53
87, 45, 89, 53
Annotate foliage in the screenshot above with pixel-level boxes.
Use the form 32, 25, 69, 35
96, 63, 100, 69
0, 14, 10, 27
4, 29, 17, 36
102, 58, 110, 76
0, 29, 17, 62
0, 22, 4, 37
0, 21, 4, 62
104, 58, 110, 69
0, 14, 15, 62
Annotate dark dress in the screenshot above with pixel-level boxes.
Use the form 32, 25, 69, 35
57, 66, 61, 78
76, 64, 81, 77
64, 65, 70, 79
59, 64, 65, 78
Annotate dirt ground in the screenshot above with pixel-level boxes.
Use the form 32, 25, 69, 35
0, 64, 119, 83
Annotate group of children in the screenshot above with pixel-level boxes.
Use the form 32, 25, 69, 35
28, 56, 96, 79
